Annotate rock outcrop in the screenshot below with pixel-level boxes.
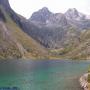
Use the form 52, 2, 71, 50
79, 73, 89, 90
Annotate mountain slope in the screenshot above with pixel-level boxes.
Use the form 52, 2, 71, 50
27, 8, 81, 49
65, 30, 90, 60
1, 0, 90, 60
27, 7, 90, 60
0, 0, 49, 59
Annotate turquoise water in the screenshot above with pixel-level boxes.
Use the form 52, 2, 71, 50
0, 60, 90, 90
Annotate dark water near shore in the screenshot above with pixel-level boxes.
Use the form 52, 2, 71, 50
0, 60, 90, 90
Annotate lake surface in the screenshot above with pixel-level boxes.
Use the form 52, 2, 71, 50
0, 60, 90, 90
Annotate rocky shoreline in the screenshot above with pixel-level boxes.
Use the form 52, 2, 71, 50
79, 73, 89, 90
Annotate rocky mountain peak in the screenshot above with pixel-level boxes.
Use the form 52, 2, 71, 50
30, 7, 52, 23
67, 8, 78, 14
65, 8, 85, 20
39, 7, 49, 13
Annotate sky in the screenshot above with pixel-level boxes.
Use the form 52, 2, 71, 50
9, 0, 90, 19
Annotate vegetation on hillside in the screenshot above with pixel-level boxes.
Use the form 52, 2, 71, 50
0, 0, 90, 60
49, 29, 90, 60
0, 5, 49, 60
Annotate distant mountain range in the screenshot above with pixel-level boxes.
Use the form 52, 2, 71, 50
0, 0, 90, 60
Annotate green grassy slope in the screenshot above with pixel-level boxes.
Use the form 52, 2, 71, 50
66, 30, 90, 60
49, 29, 90, 60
